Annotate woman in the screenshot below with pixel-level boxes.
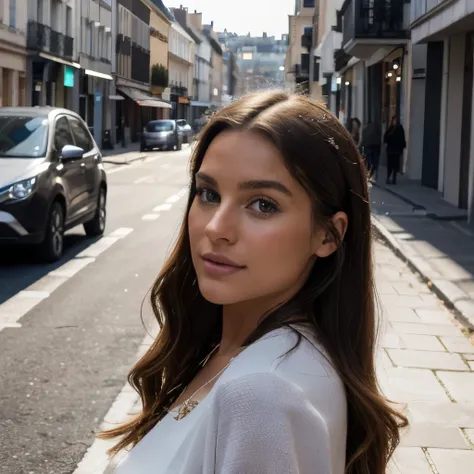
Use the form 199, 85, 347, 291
103, 92, 407, 474
384, 116, 406, 185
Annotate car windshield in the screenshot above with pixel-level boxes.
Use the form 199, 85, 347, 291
0, 116, 49, 158
147, 121, 174, 132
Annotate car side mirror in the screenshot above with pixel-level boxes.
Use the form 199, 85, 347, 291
61, 144, 84, 161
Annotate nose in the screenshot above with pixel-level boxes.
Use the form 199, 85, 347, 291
205, 203, 238, 244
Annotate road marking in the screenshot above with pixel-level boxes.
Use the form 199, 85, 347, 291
0, 227, 134, 332
72, 334, 155, 474
153, 203, 173, 212
142, 214, 160, 221
166, 194, 180, 204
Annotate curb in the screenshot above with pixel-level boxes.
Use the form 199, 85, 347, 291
102, 153, 148, 165
372, 215, 474, 331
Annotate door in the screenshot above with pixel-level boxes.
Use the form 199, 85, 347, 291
53, 115, 88, 222
68, 115, 99, 208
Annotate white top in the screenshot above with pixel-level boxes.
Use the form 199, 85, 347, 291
114, 327, 347, 474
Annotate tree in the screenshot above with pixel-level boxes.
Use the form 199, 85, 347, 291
151, 64, 169, 88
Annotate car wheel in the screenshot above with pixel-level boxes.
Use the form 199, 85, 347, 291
38, 201, 65, 263
84, 187, 106, 237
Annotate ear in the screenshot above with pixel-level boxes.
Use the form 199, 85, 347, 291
314, 212, 348, 258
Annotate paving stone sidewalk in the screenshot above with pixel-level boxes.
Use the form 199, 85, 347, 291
375, 242, 474, 474
371, 185, 474, 329
75, 241, 474, 474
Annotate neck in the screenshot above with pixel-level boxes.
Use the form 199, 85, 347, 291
218, 301, 265, 356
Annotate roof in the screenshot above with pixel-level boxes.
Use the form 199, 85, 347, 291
171, 21, 195, 43
148, 0, 174, 22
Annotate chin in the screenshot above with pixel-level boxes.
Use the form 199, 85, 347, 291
197, 279, 248, 306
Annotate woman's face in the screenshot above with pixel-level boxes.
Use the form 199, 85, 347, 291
188, 130, 333, 307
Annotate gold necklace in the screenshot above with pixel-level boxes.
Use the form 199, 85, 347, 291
169, 344, 239, 421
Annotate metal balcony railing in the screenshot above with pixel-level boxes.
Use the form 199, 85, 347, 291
27, 20, 74, 60
340, 0, 407, 48
171, 85, 188, 97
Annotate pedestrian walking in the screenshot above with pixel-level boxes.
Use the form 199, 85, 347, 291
362, 120, 382, 180
103, 91, 407, 474
384, 116, 406, 185
348, 117, 362, 152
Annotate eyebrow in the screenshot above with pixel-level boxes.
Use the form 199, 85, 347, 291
196, 172, 293, 197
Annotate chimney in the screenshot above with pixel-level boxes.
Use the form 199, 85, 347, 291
263, 32, 267, 38
211, 21, 214, 29
188, 11, 202, 30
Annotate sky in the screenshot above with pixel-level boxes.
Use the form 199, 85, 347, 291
168, 0, 295, 38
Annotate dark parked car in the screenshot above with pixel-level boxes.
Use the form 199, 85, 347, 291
0, 107, 107, 262
141, 120, 183, 152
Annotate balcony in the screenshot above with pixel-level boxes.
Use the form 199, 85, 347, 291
339, 0, 409, 59
294, 64, 309, 82
27, 21, 74, 60
301, 29, 312, 50
171, 85, 188, 97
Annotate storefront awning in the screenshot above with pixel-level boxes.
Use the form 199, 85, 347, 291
117, 86, 172, 109
190, 101, 210, 107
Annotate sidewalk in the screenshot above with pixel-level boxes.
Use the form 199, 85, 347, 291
371, 180, 474, 329
101, 143, 147, 165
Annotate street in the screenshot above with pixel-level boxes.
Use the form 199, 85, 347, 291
1, 146, 474, 474
0, 147, 190, 474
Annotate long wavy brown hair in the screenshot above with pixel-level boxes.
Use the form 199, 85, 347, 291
101, 91, 408, 473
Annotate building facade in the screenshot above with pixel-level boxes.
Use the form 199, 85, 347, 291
204, 22, 223, 107
26, 0, 77, 109
1, 0, 27, 107
285, 0, 315, 93
173, 7, 211, 120
76, 0, 114, 148
408, 0, 474, 221
147, 0, 171, 119
115, 0, 170, 142
168, 20, 194, 119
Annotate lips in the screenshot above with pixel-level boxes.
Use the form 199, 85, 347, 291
201, 253, 246, 277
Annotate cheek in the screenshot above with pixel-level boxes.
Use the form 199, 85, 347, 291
245, 219, 314, 269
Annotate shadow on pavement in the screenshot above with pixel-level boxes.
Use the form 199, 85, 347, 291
0, 232, 102, 305
371, 185, 474, 308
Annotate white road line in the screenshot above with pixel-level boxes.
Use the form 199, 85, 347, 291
153, 203, 173, 212
166, 195, 180, 204
72, 335, 156, 474
0, 227, 134, 332
142, 214, 160, 221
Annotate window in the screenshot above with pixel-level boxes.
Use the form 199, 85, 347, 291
303, 0, 315, 7
304, 26, 312, 36
54, 116, 74, 151
0, 116, 48, 158
9, 0, 16, 28
69, 117, 93, 152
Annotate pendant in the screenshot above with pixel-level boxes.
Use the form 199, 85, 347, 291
174, 399, 199, 421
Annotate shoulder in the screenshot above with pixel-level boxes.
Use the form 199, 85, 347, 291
212, 327, 347, 431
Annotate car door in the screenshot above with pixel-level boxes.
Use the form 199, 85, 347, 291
68, 116, 100, 208
53, 115, 88, 223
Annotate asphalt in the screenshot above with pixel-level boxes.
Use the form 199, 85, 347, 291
0, 146, 191, 474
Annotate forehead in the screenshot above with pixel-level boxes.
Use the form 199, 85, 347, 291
199, 130, 288, 180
